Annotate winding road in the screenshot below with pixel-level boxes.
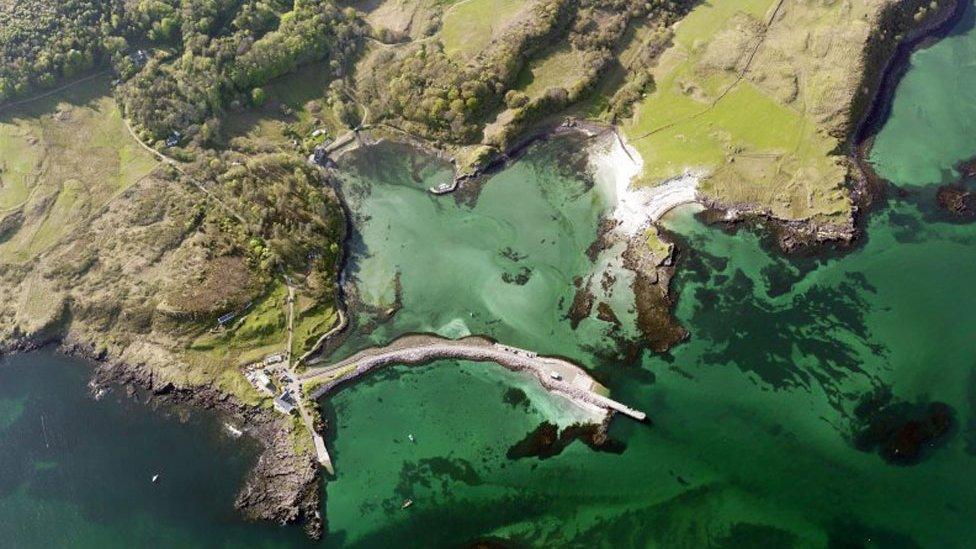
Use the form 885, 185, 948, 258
121, 117, 248, 225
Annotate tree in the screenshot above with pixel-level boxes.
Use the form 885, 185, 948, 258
251, 87, 267, 106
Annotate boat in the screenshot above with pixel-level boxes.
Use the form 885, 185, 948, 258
225, 423, 244, 438
401, 499, 413, 509
408, 434, 416, 443
151, 474, 160, 483
428, 182, 455, 195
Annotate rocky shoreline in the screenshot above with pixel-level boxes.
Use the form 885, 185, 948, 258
79, 341, 325, 539
0, 331, 325, 539
680, 0, 968, 259
0, 1, 966, 541
580, 0, 973, 360
850, 0, 967, 218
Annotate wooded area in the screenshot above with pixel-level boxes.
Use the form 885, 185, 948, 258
0, 0, 119, 102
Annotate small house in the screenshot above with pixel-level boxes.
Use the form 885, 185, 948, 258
264, 353, 285, 366
165, 131, 182, 148
274, 391, 297, 415
244, 369, 276, 396
247, 370, 276, 396
132, 49, 149, 67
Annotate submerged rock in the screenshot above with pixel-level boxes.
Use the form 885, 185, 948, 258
850, 388, 955, 465
567, 281, 595, 329
936, 185, 976, 218
501, 266, 532, 286
506, 421, 625, 460
502, 387, 529, 410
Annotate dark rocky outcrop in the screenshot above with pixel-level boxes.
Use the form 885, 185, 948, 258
621, 231, 687, 353
936, 185, 976, 217
506, 419, 625, 460
850, 388, 955, 465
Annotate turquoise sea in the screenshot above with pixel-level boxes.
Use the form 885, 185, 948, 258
3, 3, 976, 546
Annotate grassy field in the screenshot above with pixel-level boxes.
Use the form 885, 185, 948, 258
439, 0, 525, 59
0, 117, 39, 211
264, 61, 335, 110
347, 0, 452, 39
181, 282, 291, 404
291, 298, 338, 359
515, 44, 586, 99
621, 0, 874, 222
672, 0, 774, 48
182, 279, 339, 401
0, 77, 157, 262
223, 60, 345, 152
172, 352, 267, 408
187, 282, 289, 367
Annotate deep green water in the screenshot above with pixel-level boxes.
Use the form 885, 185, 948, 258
3, 4, 976, 547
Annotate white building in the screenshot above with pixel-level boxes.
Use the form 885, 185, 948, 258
245, 370, 276, 396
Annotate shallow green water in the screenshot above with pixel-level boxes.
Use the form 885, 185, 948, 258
870, 5, 976, 187
2, 4, 976, 547
319, 194, 976, 545
331, 137, 633, 364
314, 6, 976, 544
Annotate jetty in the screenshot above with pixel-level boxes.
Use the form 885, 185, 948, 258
300, 334, 646, 421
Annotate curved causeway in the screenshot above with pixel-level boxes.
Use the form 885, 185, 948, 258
301, 334, 646, 422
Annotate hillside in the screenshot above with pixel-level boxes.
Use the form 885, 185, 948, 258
622, 0, 909, 225
0, 0, 957, 539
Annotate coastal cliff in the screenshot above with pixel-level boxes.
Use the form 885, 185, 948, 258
0, 0, 966, 540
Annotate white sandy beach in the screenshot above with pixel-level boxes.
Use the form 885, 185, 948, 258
588, 131, 702, 236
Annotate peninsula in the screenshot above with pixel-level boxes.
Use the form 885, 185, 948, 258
0, 0, 963, 540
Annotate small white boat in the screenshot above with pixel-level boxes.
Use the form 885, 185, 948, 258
152, 474, 160, 483
401, 499, 413, 510
428, 182, 455, 195
225, 423, 244, 438
407, 434, 416, 443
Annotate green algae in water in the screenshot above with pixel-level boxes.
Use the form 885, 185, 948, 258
333, 138, 635, 365
320, 198, 976, 546
316, 9, 976, 544
3, 7, 976, 546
